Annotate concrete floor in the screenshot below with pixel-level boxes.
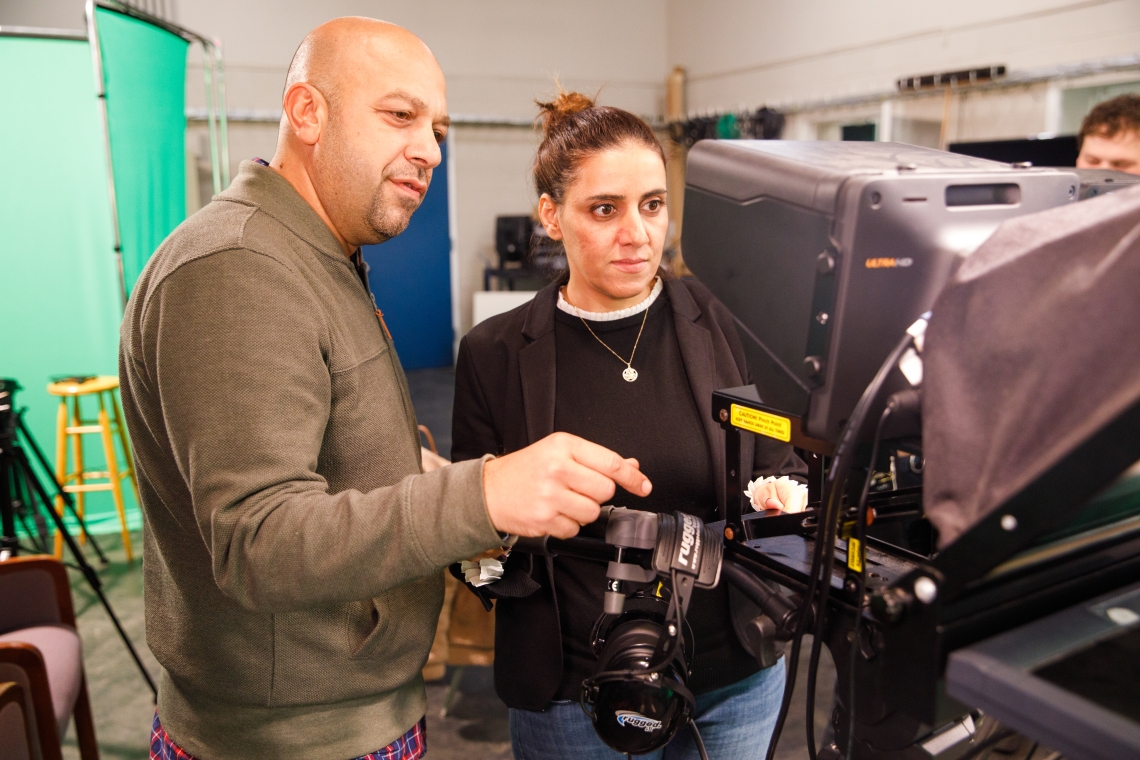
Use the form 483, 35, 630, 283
406, 366, 457, 460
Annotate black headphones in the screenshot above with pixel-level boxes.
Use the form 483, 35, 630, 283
579, 511, 722, 756
584, 591, 697, 753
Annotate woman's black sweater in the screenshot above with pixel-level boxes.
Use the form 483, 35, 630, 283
550, 292, 759, 698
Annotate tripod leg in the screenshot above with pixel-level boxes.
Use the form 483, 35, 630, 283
14, 509, 46, 554
15, 446, 157, 699
17, 413, 108, 565
13, 465, 49, 554
1, 455, 16, 557
20, 466, 51, 552
53, 398, 67, 559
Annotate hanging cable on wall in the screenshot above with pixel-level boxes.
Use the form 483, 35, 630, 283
669, 106, 785, 147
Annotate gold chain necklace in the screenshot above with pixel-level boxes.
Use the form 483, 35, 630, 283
579, 305, 650, 382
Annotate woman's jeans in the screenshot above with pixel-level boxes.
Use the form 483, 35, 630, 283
510, 658, 786, 759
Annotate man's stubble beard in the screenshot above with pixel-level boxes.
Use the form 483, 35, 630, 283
365, 176, 421, 243
319, 116, 426, 245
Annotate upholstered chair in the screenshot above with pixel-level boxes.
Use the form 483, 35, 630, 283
0, 556, 98, 760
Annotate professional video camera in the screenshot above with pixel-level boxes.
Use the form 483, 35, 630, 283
500, 143, 1140, 760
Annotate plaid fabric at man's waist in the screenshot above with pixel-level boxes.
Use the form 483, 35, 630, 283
150, 711, 426, 760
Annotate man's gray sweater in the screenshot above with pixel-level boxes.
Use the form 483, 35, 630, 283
119, 161, 501, 759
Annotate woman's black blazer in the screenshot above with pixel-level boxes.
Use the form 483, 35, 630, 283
451, 274, 805, 710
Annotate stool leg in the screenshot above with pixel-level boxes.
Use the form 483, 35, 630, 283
70, 396, 87, 546
440, 665, 465, 718
109, 390, 141, 512
98, 397, 133, 563
53, 399, 68, 559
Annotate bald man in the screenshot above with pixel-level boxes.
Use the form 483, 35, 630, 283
119, 18, 650, 760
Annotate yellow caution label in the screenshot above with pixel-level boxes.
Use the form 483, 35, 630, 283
730, 404, 792, 442
847, 537, 864, 573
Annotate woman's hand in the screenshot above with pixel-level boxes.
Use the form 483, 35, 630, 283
745, 476, 809, 513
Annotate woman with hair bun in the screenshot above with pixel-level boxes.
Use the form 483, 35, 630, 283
452, 91, 805, 759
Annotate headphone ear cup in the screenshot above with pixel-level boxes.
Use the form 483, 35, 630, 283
583, 616, 698, 755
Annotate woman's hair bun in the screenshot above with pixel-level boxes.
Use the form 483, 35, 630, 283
532, 86, 663, 203
536, 90, 595, 134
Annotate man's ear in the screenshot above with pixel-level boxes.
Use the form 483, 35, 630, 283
282, 82, 328, 147
537, 194, 563, 241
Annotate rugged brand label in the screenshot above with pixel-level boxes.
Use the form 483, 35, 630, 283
677, 512, 701, 571
864, 257, 913, 269
616, 710, 664, 732
730, 404, 792, 442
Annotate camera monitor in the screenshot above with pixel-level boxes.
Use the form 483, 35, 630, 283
682, 140, 1079, 442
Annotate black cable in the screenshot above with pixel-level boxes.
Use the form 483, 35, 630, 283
690, 718, 710, 760
644, 569, 687, 676
845, 403, 894, 759
763, 488, 831, 760
801, 333, 916, 760
766, 409, 858, 760
804, 455, 849, 760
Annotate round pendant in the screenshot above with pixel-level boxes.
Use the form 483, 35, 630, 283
622, 367, 638, 382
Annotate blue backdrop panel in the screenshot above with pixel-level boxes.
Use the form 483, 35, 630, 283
362, 142, 453, 370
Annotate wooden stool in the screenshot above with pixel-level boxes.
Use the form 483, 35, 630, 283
46, 376, 139, 563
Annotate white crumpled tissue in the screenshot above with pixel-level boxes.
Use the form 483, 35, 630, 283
744, 475, 809, 514
461, 558, 505, 587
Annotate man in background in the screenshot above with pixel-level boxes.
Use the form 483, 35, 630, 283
1076, 93, 1140, 174
120, 17, 651, 760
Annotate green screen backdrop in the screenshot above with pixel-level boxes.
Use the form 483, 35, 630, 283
0, 35, 131, 533
3, 15, 192, 538
96, 6, 189, 295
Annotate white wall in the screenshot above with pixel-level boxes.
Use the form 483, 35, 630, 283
449, 125, 542, 340
177, 0, 666, 119
667, 0, 1140, 115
